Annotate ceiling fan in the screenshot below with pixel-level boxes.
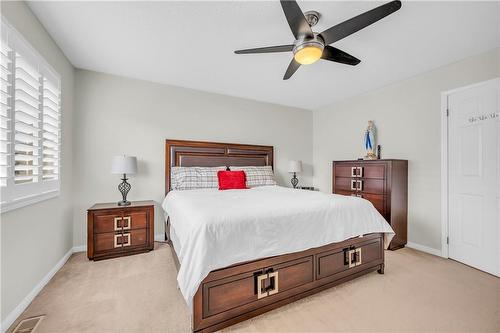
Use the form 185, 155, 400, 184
235, 0, 402, 80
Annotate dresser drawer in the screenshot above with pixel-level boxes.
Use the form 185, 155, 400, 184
316, 237, 383, 280
203, 256, 313, 318
359, 193, 385, 215
358, 164, 386, 179
357, 178, 385, 194
94, 229, 148, 253
333, 190, 385, 215
334, 177, 357, 192
333, 163, 358, 178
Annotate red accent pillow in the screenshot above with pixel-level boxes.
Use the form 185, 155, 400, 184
217, 171, 247, 190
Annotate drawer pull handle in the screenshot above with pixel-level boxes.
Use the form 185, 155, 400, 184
114, 216, 132, 230
348, 248, 363, 268
122, 233, 131, 247
114, 217, 121, 231
357, 167, 363, 177
357, 180, 363, 191
122, 216, 131, 230
267, 271, 279, 296
114, 234, 121, 248
351, 167, 357, 177
350, 179, 357, 191
256, 271, 279, 299
113, 233, 131, 248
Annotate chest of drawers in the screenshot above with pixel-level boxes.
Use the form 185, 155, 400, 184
87, 201, 154, 260
332, 159, 408, 250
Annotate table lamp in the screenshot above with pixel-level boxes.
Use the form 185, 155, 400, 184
111, 155, 137, 206
288, 160, 302, 189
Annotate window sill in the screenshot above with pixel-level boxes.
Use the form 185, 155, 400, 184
0, 190, 60, 214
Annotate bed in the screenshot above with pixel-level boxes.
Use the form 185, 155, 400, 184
163, 139, 394, 332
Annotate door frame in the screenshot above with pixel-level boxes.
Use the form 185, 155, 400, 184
440, 77, 499, 259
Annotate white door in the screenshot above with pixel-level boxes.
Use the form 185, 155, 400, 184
448, 78, 499, 276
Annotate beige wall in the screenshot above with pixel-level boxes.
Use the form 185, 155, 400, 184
313, 48, 500, 251
0, 1, 74, 324
1, 2, 498, 325
72, 69, 313, 246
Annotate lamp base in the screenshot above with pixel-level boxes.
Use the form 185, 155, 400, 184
291, 172, 299, 189
117, 174, 132, 206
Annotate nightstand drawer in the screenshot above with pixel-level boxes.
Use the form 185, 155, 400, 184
94, 229, 148, 253
93, 210, 148, 233
93, 213, 122, 233
126, 211, 147, 230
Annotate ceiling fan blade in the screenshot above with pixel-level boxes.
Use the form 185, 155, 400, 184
283, 58, 300, 80
319, 0, 402, 45
321, 46, 361, 66
234, 45, 294, 54
280, 0, 313, 40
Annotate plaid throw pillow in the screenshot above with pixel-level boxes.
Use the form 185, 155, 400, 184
171, 166, 226, 190
229, 166, 277, 187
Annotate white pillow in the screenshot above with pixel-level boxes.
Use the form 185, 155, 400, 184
171, 166, 226, 190
229, 166, 277, 187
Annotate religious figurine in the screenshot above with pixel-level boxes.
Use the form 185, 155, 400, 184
364, 120, 377, 160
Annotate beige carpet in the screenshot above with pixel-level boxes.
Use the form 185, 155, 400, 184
8, 243, 499, 333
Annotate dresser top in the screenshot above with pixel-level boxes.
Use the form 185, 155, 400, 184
332, 159, 408, 163
88, 200, 155, 211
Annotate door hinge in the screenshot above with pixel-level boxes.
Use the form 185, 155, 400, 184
446, 237, 449, 244
446, 109, 449, 116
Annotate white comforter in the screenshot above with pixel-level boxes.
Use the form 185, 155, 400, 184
161, 185, 394, 309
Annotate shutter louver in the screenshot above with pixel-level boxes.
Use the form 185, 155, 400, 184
42, 78, 60, 180
14, 52, 41, 184
0, 43, 12, 188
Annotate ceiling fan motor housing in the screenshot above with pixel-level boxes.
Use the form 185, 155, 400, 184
293, 34, 325, 55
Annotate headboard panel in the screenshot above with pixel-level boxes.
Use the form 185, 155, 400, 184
165, 139, 274, 195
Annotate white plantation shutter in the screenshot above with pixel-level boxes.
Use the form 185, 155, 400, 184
1, 19, 61, 212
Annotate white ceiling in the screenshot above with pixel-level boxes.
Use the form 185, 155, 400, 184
28, 1, 499, 110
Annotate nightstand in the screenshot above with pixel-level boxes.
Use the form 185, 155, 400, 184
87, 200, 154, 261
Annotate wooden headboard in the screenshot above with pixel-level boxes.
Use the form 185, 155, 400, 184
165, 139, 274, 195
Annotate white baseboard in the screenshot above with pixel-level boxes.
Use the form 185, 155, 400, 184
406, 242, 443, 257
1, 246, 75, 333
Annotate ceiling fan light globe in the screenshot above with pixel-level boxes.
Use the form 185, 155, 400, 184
294, 45, 323, 65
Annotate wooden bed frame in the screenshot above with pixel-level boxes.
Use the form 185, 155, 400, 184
164, 139, 385, 332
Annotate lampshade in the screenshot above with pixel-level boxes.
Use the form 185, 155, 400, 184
288, 160, 303, 173
111, 155, 137, 174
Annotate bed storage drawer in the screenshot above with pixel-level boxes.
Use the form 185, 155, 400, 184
202, 256, 313, 318
316, 237, 383, 280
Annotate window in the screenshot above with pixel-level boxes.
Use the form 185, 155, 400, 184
1, 19, 61, 212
